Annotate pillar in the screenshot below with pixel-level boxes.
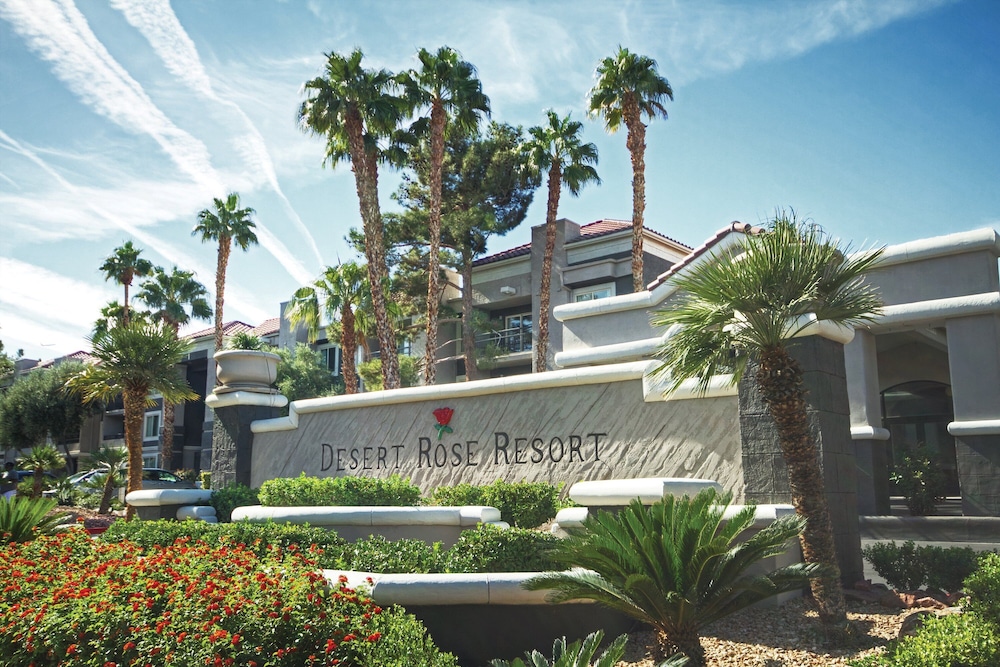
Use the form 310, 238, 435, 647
844, 330, 891, 515
205, 391, 287, 489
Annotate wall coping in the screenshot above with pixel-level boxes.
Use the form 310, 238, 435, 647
948, 419, 1000, 436
206, 391, 288, 410
230, 505, 503, 527
125, 489, 213, 506
851, 425, 892, 441
568, 478, 723, 505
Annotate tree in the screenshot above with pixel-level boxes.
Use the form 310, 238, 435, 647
92, 301, 151, 340
523, 110, 600, 372
192, 193, 258, 357
0, 362, 92, 460
86, 446, 128, 514
0, 339, 14, 383
299, 48, 406, 391
589, 47, 673, 292
399, 46, 490, 386
274, 344, 339, 404
16, 445, 64, 499
284, 262, 370, 394
391, 122, 539, 380
66, 321, 196, 519
99, 241, 154, 326
136, 266, 212, 469
652, 211, 883, 629
526, 489, 823, 666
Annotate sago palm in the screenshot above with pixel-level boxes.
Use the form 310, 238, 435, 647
66, 321, 196, 519
526, 488, 823, 666
86, 446, 129, 515
490, 630, 627, 667
136, 266, 212, 468
589, 47, 672, 292
399, 46, 490, 386
192, 192, 258, 357
16, 445, 64, 499
299, 48, 405, 390
285, 262, 371, 395
652, 211, 883, 629
522, 111, 600, 372
0, 496, 68, 543
99, 241, 154, 326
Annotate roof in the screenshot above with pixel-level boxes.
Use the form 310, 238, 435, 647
645, 221, 765, 291
473, 219, 691, 267
32, 350, 98, 370
182, 321, 256, 341
253, 318, 280, 337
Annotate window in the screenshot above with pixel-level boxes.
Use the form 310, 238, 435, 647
573, 283, 616, 302
317, 345, 342, 376
503, 313, 532, 353
142, 454, 159, 468
143, 413, 161, 441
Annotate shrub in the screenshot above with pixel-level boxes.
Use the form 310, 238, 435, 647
432, 480, 561, 528
850, 613, 1000, 667
889, 446, 946, 516
0, 496, 69, 543
920, 545, 980, 592
199, 470, 212, 489
861, 541, 926, 591
490, 630, 627, 667
258, 473, 423, 507
339, 535, 444, 574
444, 524, 563, 573
0, 530, 458, 666
964, 552, 1000, 626
211, 483, 261, 522
228, 331, 266, 350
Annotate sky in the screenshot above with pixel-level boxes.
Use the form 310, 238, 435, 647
0, 0, 997, 362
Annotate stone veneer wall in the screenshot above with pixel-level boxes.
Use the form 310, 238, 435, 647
250, 378, 743, 498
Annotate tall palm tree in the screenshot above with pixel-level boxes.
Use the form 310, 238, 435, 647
588, 47, 673, 292
86, 446, 128, 514
652, 211, 884, 629
16, 445, 64, 499
135, 266, 212, 469
399, 46, 490, 386
527, 489, 823, 666
298, 48, 405, 390
523, 110, 600, 372
192, 193, 258, 358
284, 262, 371, 395
66, 321, 196, 519
99, 241, 154, 325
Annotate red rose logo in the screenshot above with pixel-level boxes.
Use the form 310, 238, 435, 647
432, 407, 454, 440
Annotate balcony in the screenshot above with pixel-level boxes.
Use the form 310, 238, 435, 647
475, 326, 532, 355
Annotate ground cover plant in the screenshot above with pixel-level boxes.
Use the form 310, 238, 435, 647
257, 473, 422, 507
1, 529, 457, 666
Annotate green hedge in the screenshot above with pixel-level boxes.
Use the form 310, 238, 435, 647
964, 552, 1000, 626
861, 541, 992, 592
442, 524, 561, 573
258, 473, 423, 507
431, 479, 562, 528
210, 482, 260, 522
850, 613, 1000, 667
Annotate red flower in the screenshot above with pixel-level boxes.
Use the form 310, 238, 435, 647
432, 407, 454, 440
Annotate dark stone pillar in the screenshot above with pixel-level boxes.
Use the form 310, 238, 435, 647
206, 392, 287, 489
738, 334, 864, 585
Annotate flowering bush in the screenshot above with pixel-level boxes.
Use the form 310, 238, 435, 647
0, 529, 456, 666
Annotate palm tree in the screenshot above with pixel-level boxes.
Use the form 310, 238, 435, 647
99, 241, 154, 325
86, 446, 128, 514
66, 321, 196, 519
135, 266, 212, 469
284, 262, 371, 395
652, 211, 884, 629
526, 489, 824, 666
399, 46, 490, 386
523, 110, 600, 372
192, 193, 258, 359
588, 47, 673, 292
298, 48, 405, 390
16, 445, 64, 499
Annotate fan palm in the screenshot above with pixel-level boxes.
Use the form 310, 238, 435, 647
86, 446, 129, 515
399, 46, 490, 386
192, 192, 258, 357
589, 47, 673, 292
66, 321, 196, 519
16, 445, 64, 499
652, 211, 884, 628
298, 48, 405, 390
92, 301, 151, 340
526, 488, 824, 666
522, 111, 600, 372
99, 241, 154, 326
284, 262, 371, 395
136, 266, 212, 468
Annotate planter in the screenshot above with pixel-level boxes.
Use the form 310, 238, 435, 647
214, 349, 280, 393
84, 526, 108, 536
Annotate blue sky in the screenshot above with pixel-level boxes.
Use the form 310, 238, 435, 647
1, 0, 997, 361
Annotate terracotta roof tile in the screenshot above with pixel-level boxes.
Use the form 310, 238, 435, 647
253, 318, 280, 337
645, 221, 765, 291
182, 321, 255, 341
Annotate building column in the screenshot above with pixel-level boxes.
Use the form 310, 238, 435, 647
739, 334, 863, 584
205, 391, 287, 489
844, 330, 891, 515
946, 313, 1000, 516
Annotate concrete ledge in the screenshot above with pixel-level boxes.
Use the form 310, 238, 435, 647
568, 477, 722, 506
948, 419, 1000, 436
177, 505, 217, 521
860, 515, 1000, 543
205, 391, 288, 410
125, 489, 214, 507
554, 503, 796, 533
231, 505, 502, 526
851, 425, 892, 440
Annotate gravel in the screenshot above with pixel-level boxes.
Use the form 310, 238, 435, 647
615, 597, 911, 666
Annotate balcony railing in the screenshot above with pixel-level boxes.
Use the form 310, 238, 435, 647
475, 327, 532, 354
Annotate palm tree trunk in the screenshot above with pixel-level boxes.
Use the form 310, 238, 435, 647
161, 400, 175, 469
123, 280, 131, 326
214, 237, 231, 364
461, 260, 479, 381
756, 345, 848, 626
344, 113, 399, 391
624, 96, 647, 293
341, 306, 360, 394
122, 389, 147, 521
99, 474, 115, 515
423, 103, 446, 386
535, 162, 561, 373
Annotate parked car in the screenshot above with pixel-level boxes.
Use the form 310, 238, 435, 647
56, 467, 196, 491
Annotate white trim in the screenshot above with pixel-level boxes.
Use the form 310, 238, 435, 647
206, 391, 289, 410
851, 425, 891, 441
869, 293, 1000, 330
252, 361, 653, 433
948, 419, 1000, 436
644, 372, 738, 402
862, 228, 1000, 268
